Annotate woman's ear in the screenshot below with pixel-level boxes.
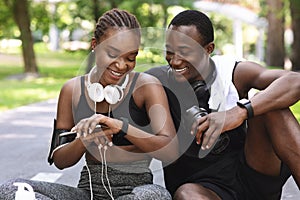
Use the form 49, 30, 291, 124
91, 37, 97, 50
204, 42, 215, 54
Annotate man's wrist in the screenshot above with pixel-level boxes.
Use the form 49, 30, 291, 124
237, 99, 254, 119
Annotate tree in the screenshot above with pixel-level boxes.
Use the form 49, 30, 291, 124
3, 0, 38, 75
289, 0, 300, 71
265, 0, 285, 68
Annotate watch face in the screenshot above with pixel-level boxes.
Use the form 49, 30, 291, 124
239, 99, 249, 104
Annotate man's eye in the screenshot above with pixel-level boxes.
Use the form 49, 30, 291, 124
166, 50, 174, 56
180, 51, 190, 57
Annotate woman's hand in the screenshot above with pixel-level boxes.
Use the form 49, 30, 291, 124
71, 114, 122, 147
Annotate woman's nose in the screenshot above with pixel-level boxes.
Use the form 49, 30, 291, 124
114, 58, 127, 71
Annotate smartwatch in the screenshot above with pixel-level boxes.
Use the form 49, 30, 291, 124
237, 98, 254, 119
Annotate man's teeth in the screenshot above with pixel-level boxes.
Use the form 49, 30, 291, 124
175, 67, 186, 72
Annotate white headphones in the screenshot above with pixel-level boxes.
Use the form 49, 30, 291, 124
87, 66, 129, 104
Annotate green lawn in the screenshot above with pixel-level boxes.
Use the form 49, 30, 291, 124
0, 43, 299, 122
0, 43, 86, 110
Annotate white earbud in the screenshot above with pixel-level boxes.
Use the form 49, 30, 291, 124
87, 66, 129, 104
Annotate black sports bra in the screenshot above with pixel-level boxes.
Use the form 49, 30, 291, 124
73, 72, 152, 145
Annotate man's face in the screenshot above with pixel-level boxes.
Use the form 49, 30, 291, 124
165, 25, 210, 83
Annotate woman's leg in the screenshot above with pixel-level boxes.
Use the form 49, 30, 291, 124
116, 184, 172, 200
0, 178, 90, 200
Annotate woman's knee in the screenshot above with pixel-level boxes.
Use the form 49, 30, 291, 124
131, 184, 172, 200
0, 178, 29, 200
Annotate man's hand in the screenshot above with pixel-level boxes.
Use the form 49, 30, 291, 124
193, 106, 247, 150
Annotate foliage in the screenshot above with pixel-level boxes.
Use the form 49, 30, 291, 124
0, 0, 16, 38
30, 1, 51, 40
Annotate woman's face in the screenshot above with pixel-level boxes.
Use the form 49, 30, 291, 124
93, 27, 140, 86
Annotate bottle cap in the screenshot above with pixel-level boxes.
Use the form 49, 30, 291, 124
13, 182, 36, 200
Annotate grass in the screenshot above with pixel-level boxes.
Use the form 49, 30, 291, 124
0, 42, 299, 122
0, 43, 86, 110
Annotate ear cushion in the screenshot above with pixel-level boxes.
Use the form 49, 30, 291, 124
103, 85, 123, 104
191, 80, 206, 92
191, 80, 210, 111
87, 83, 104, 102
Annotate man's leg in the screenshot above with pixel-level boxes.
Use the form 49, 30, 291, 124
173, 183, 221, 200
245, 108, 300, 188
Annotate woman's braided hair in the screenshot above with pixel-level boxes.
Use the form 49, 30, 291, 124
94, 8, 141, 42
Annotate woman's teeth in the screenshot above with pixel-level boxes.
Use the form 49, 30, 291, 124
111, 70, 122, 76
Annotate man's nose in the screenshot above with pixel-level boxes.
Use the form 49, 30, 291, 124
169, 54, 183, 67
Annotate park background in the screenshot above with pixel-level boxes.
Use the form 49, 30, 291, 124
0, 0, 299, 199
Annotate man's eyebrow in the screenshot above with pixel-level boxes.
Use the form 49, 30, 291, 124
165, 44, 191, 50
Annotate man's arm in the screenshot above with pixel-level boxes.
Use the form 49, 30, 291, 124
233, 61, 300, 116
198, 61, 300, 149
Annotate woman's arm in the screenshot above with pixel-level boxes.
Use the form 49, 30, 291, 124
52, 77, 87, 169
128, 73, 178, 162
74, 73, 179, 163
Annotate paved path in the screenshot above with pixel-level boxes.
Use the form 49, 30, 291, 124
0, 99, 299, 199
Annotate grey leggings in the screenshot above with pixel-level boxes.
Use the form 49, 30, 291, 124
0, 159, 172, 200
0, 178, 170, 200
0, 178, 89, 200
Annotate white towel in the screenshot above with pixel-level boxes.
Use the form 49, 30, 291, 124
209, 55, 240, 111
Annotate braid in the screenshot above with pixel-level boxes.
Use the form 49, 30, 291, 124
169, 10, 214, 46
94, 8, 141, 42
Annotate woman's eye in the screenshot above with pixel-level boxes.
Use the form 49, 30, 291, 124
128, 57, 136, 62
107, 52, 118, 58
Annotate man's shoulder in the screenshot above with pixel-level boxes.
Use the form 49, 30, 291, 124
211, 54, 240, 65
211, 55, 242, 76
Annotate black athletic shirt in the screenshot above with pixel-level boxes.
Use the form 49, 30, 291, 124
146, 66, 246, 196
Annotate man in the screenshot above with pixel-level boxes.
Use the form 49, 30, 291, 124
146, 10, 300, 199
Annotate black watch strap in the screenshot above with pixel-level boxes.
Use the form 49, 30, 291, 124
237, 99, 254, 119
120, 117, 129, 136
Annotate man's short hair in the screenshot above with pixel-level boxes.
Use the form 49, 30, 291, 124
168, 10, 214, 46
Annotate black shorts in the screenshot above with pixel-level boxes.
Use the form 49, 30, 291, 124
164, 125, 292, 199
235, 151, 291, 200
193, 151, 292, 200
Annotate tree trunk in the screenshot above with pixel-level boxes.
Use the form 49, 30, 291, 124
265, 0, 285, 68
12, 0, 38, 74
290, 0, 300, 72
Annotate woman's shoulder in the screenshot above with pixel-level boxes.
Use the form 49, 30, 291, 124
135, 71, 161, 85
60, 75, 85, 95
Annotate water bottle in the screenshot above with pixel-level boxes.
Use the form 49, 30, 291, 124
13, 182, 36, 200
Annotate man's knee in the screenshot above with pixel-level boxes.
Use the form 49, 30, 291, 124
174, 183, 221, 200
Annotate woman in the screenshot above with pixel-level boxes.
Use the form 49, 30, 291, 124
0, 9, 177, 200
